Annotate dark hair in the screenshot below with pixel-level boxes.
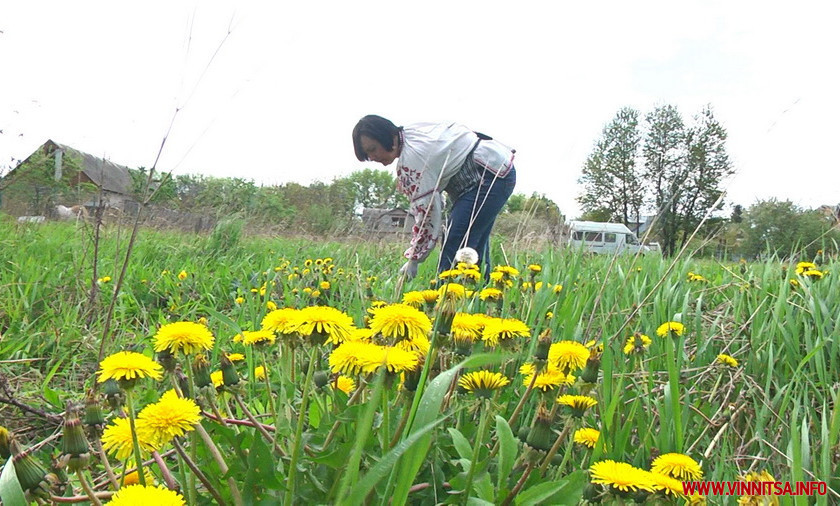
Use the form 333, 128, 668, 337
352, 115, 401, 161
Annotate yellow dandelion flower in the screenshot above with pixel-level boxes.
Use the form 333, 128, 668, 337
520, 363, 574, 390
646, 471, 686, 497
178, 270, 188, 280
548, 341, 590, 372
333, 375, 356, 394
458, 370, 510, 397
402, 291, 426, 308
556, 394, 598, 417
108, 484, 185, 506
493, 265, 520, 277
438, 282, 467, 300
296, 306, 355, 344
716, 354, 738, 367
329, 341, 389, 375
451, 313, 483, 345
261, 308, 301, 336
802, 269, 824, 279
553, 284, 563, 294
136, 390, 201, 446
439, 269, 462, 280
573, 427, 600, 448
479, 287, 503, 301
266, 301, 277, 311
236, 330, 276, 346
369, 303, 432, 342
589, 460, 655, 493
528, 264, 542, 273
349, 327, 375, 341
651, 453, 703, 481
226, 353, 245, 362
656, 321, 685, 338
794, 261, 816, 275
376, 346, 420, 374
235, 296, 245, 305
481, 317, 530, 347
395, 334, 430, 356
418, 289, 439, 304
254, 365, 266, 381
101, 417, 158, 460
98, 276, 112, 284
623, 333, 652, 355
123, 469, 156, 487
97, 351, 163, 385
738, 470, 779, 506
210, 370, 223, 388
154, 321, 214, 355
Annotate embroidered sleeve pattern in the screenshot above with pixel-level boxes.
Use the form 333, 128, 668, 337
404, 194, 441, 261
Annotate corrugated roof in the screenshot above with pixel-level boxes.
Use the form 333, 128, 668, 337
50, 140, 134, 195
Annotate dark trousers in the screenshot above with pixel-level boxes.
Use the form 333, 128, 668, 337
438, 166, 516, 275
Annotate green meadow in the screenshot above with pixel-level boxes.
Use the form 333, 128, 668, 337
0, 217, 837, 505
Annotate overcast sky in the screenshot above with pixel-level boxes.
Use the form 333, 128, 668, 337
2, 0, 838, 218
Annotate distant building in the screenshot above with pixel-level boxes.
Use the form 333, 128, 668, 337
625, 214, 656, 238
0, 140, 137, 215
361, 207, 414, 232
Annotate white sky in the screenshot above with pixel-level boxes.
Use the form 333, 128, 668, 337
2, 0, 839, 218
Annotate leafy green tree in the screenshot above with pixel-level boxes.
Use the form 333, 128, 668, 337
503, 193, 526, 213
739, 199, 839, 259
676, 105, 734, 245
642, 105, 687, 256
339, 168, 407, 210
578, 107, 643, 226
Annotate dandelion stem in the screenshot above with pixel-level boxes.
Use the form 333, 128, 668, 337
75, 469, 103, 506
92, 439, 120, 491
151, 450, 179, 492
508, 369, 539, 427
461, 398, 491, 504
124, 389, 147, 487
500, 461, 534, 506
284, 348, 317, 505
194, 423, 243, 506
232, 393, 285, 456
172, 438, 227, 505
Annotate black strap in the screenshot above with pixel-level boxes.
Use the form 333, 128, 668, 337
473, 131, 493, 141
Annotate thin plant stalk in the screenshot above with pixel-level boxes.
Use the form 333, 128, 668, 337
172, 438, 227, 506
284, 347, 317, 505
75, 469, 103, 506
123, 389, 147, 487
461, 398, 492, 504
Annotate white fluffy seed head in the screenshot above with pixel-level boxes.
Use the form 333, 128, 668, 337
455, 247, 479, 265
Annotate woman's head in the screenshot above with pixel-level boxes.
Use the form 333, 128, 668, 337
353, 115, 401, 165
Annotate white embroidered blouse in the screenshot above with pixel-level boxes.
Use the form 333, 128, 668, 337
395, 122, 515, 261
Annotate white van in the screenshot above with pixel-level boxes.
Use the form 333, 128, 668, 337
567, 220, 655, 255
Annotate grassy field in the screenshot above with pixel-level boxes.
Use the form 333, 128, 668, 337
0, 216, 837, 505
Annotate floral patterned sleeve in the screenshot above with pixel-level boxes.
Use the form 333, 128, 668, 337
397, 163, 443, 262
405, 192, 442, 261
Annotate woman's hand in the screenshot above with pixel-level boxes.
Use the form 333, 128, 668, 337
399, 260, 419, 280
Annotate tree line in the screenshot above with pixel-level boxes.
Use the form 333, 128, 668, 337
577, 104, 734, 256
132, 168, 562, 234
577, 104, 839, 259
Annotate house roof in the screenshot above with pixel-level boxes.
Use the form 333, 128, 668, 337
6, 139, 134, 196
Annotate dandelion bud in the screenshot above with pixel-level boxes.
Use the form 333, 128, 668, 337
580, 354, 601, 384
11, 440, 52, 500
61, 405, 91, 471
0, 426, 11, 459
82, 393, 105, 432
525, 407, 554, 452
175, 366, 192, 398
193, 354, 212, 389
534, 333, 552, 363
583, 483, 602, 502
157, 348, 177, 373
220, 353, 240, 387
517, 425, 529, 444
403, 359, 424, 392
102, 378, 124, 411
313, 371, 329, 389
